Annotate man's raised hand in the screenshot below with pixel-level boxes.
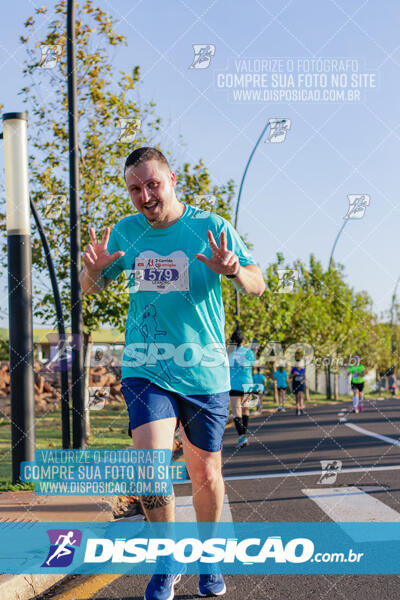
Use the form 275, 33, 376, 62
83, 227, 124, 273
195, 230, 240, 276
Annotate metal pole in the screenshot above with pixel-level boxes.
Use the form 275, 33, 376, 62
234, 122, 271, 230
327, 218, 351, 397
30, 198, 70, 448
3, 112, 36, 483
67, 0, 85, 447
390, 275, 400, 358
328, 219, 349, 269
234, 122, 270, 316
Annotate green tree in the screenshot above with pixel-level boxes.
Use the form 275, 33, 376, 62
233, 252, 381, 399
0, 340, 9, 361
292, 257, 380, 397
0, 0, 235, 441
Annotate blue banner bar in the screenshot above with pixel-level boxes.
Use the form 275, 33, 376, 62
0, 522, 399, 574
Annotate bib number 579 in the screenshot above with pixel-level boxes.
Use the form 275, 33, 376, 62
144, 268, 178, 282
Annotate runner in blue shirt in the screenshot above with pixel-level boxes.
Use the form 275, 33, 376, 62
289, 360, 306, 416
273, 364, 288, 412
228, 328, 255, 448
80, 147, 265, 600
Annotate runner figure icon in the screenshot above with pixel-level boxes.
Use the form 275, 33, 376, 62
45, 531, 77, 566
140, 304, 180, 383
344, 194, 370, 219
189, 44, 216, 69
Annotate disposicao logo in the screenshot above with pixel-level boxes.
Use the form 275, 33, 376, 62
83, 536, 314, 564
42, 529, 82, 567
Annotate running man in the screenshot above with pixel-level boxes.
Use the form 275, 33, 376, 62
290, 360, 306, 416
80, 147, 265, 600
388, 372, 397, 396
252, 366, 265, 412
45, 531, 77, 566
273, 364, 288, 412
228, 328, 256, 449
348, 356, 365, 413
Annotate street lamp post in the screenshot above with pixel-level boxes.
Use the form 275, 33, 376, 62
328, 219, 349, 269
3, 112, 36, 482
29, 199, 70, 448
329, 195, 370, 269
234, 122, 271, 230
67, 0, 85, 447
390, 275, 400, 358
326, 218, 350, 398
234, 121, 271, 317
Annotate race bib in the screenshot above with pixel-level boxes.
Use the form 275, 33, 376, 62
130, 251, 190, 293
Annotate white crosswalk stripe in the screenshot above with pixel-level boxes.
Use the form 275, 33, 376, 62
302, 486, 400, 542
302, 487, 400, 522
175, 494, 233, 522
345, 422, 400, 446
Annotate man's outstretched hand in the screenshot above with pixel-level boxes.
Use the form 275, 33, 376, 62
195, 230, 240, 277
83, 227, 125, 273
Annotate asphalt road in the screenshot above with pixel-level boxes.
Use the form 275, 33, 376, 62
38, 397, 400, 600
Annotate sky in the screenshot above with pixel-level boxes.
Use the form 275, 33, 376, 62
0, 0, 399, 327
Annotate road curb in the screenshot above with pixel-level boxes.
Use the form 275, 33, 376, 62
0, 573, 64, 600
0, 494, 122, 600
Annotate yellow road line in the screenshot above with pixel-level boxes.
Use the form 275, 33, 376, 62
51, 574, 122, 600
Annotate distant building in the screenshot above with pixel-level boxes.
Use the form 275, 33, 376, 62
0, 327, 124, 363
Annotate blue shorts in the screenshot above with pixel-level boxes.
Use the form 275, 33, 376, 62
293, 383, 305, 393
121, 377, 229, 453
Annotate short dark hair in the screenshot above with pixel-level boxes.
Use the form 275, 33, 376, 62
124, 147, 170, 177
230, 328, 245, 346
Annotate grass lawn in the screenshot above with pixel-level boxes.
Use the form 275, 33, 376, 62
259, 391, 352, 412
0, 399, 129, 489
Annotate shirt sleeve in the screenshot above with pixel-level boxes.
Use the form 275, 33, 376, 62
216, 218, 257, 267
247, 349, 256, 366
102, 227, 125, 281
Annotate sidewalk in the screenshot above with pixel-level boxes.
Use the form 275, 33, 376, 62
0, 491, 120, 600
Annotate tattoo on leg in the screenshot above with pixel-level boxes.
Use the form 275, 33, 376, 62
141, 494, 174, 511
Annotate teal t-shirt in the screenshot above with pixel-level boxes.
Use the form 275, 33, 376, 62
273, 369, 288, 388
102, 203, 256, 395
229, 346, 256, 392
253, 373, 265, 386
